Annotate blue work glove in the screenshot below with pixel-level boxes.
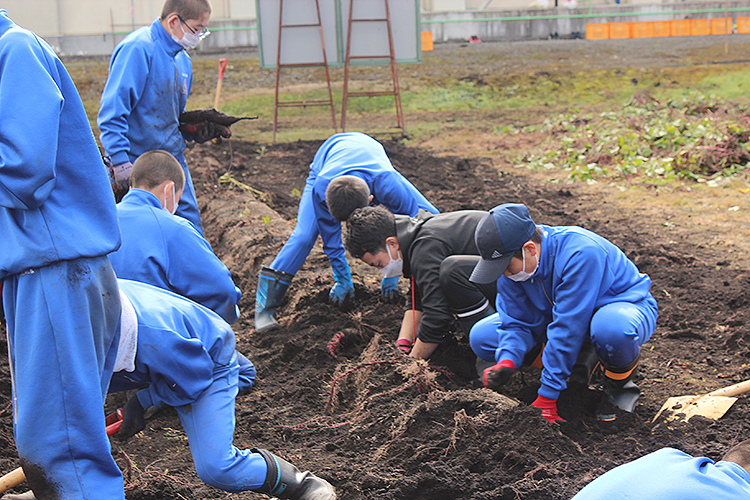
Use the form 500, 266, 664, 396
329, 256, 355, 308
381, 276, 400, 304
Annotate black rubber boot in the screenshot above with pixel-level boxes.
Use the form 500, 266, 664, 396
254, 266, 293, 333
253, 448, 336, 500
568, 342, 599, 386
596, 356, 641, 421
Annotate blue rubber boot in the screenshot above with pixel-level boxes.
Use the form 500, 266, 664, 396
255, 266, 294, 333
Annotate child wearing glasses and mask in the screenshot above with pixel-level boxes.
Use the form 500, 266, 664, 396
98, 0, 212, 235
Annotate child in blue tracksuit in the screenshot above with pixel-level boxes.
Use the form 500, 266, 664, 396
572, 444, 750, 499
110, 280, 336, 500
0, 9, 125, 499
98, 0, 211, 234
469, 204, 657, 423
108, 150, 255, 392
255, 132, 439, 332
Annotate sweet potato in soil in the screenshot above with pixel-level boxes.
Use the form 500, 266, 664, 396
0, 137, 748, 500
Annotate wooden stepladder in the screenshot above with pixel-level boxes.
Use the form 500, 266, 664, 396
273, 0, 337, 142
340, 0, 404, 135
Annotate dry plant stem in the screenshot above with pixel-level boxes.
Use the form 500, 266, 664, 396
443, 409, 487, 457
327, 359, 405, 410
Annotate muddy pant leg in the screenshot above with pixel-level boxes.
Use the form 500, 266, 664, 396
173, 152, 204, 236
177, 362, 268, 492
589, 297, 658, 367
3, 257, 124, 499
439, 255, 496, 334
269, 173, 320, 275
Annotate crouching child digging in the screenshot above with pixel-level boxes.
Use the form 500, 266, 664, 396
469, 203, 658, 423
4, 279, 336, 500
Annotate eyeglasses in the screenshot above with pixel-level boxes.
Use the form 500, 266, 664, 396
178, 15, 210, 40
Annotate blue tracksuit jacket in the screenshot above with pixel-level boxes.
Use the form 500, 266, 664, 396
0, 14, 120, 278
572, 448, 750, 499
270, 132, 439, 275
97, 18, 191, 166
109, 189, 241, 324
493, 225, 655, 400
97, 18, 203, 233
1, 9, 124, 498
111, 280, 237, 409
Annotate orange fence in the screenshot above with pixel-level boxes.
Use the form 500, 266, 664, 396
653, 21, 672, 37
586, 17, 741, 40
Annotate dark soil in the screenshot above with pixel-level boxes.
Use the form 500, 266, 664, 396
3, 39, 750, 500
4, 134, 746, 500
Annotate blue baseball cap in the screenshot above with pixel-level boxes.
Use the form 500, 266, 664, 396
470, 203, 537, 284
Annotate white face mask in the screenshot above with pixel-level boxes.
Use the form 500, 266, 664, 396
379, 245, 403, 278
508, 248, 538, 282
163, 184, 177, 214
170, 18, 202, 50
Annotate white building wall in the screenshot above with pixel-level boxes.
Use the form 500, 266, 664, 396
3, 0, 234, 36
1, 1, 745, 55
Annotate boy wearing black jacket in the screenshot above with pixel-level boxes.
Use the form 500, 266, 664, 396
345, 206, 494, 359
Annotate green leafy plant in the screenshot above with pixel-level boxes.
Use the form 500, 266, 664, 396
515, 92, 750, 183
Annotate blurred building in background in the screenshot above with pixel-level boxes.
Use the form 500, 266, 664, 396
2, 0, 746, 56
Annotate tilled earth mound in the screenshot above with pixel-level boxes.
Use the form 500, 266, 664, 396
1, 137, 749, 499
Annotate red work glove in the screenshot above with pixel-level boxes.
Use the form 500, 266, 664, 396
531, 395, 566, 423
395, 338, 413, 354
483, 359, 515, 390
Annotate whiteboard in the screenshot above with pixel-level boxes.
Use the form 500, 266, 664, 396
340, 0, 420, 65
257, 0, 340, 68
257, 0, 421, 69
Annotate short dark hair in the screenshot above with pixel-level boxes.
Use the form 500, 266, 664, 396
131, 150, 185, 191
162, 0, 211, 20
344, 206, 396, 259
326, 175, 370, 221
723, 439, 750, 472
512, 226, 543, 259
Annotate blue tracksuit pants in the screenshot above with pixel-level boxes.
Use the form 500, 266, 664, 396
174, 152, 203, 236
176, 361, 267, 491
2, 256, 124, 499
270, 172, 320, 275
471, 297, 657, 368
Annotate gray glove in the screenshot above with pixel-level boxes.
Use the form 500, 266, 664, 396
116, 392, 146, 441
